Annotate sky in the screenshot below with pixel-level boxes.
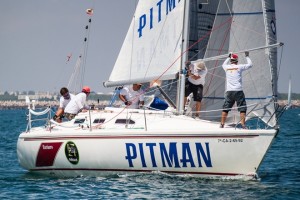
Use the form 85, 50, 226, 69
0, 0, 299, 93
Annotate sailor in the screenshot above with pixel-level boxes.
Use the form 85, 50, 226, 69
53, 87, 75, 122
119, 83, 144, 109
220, 51, 252, 128
184, 61, 208, 118
64, 86, 91, 120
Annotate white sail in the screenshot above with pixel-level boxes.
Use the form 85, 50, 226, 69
200, 0, 278, 127
104, 0, 185, 87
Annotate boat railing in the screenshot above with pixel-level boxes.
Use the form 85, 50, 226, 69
184, 102, 279, 130
26, 106, 53, 132
25, 97, 53, 132
23, 96, 281, 132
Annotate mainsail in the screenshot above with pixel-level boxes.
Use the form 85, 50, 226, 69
200, 0, 278, 127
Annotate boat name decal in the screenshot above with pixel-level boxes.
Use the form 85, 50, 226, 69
125, 142, 212, 168
65, 141, 79, 165
36, 142, 63, 167
218, 138, 243, 143
138, 0, 182, 38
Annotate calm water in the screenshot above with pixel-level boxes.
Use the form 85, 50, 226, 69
0, 108, 299, 199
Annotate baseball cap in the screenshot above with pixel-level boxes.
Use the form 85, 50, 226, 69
82, 86, 91, 93
195, 62, 206, 71
230, 54, 238, 62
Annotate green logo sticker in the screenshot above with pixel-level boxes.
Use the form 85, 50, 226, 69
65, 141, 79, 165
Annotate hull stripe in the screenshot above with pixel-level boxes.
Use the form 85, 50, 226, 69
22, 134, 260, 141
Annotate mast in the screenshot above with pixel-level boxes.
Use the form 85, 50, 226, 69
67, 9, 93, 93
287, 75, 292, 107
177, 0, 190, 114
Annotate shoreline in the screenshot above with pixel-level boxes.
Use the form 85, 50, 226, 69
0, 100, 299, 110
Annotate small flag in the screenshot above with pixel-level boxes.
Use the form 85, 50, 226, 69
66, 53, 72, 63
86, 8, 93, 16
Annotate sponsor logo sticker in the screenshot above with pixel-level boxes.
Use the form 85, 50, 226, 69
65, 141, 79, 165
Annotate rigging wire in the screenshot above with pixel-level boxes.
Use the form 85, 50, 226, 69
103, 1, 284, 127
66, 1, 95, 94
225, 0, 233, 18
129, 1, 139, 81
277, 45, 284, 78
80, 17, 93, 89
204, 17, 233, 96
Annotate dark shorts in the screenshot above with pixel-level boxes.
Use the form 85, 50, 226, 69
64, 113, 77, 120
185, 81, 203, 102
223, 91, 247, 112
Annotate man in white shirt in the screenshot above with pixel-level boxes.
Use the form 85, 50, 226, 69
53, 87, 75, 123
119, 83, 144, 109
184, 61, 208, 118
220, 51, 252, 128
64, 86, 91, 120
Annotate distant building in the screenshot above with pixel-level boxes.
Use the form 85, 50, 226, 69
18, 93, 58, 100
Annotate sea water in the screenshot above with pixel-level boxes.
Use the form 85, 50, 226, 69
0, 108, 299, 199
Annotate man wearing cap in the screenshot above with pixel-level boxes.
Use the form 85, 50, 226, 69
220, 51, 252, 128
53, 87, 75, 122
119, 83, 144, 109
64, 86, 91, 120
184, 61, 208, 118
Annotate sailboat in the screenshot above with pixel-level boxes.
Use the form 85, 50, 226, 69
17, 0, 285, 179
286, 75, 292, 109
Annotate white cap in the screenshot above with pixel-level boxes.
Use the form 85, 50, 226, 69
195, 62, 206, 71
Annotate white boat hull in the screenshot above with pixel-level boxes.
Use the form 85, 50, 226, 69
17, 110, 277, 178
